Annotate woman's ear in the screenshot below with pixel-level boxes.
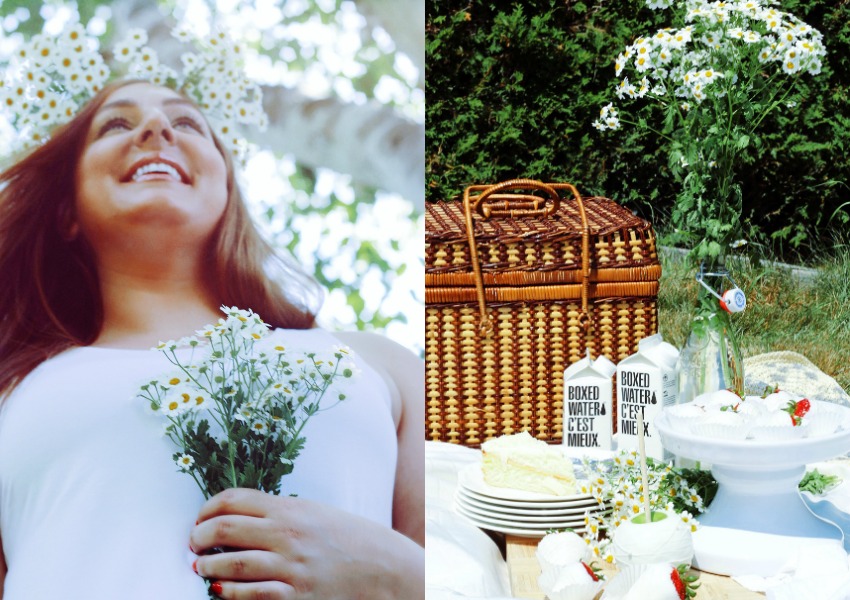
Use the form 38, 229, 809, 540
57, 203, 80, 242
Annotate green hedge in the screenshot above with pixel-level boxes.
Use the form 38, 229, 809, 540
426, 0, 850, 261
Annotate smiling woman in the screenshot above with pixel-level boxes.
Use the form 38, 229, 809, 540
75, 85, 229, 280
0, 77, 424, 600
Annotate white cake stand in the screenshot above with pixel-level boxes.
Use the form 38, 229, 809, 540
656, 408, 850, 575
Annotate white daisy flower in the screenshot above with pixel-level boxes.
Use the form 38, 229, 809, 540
113, 40, 138, 63
235, 406, 254, 422
176, 454, 195, 470
614, 53, 627, 77
782, 51, 801, 74
126, 28, 149, 48
161, 396, 183, 417
806, 58, 823, 76
30, 35, 56, 67
701, 69, 722, 83
250, 420, 268, 435
616, 76, 630, 99
64, 69, 89, 94
634, 53, 653, 73
172, 25, 194, 42
668, 27, 692, 49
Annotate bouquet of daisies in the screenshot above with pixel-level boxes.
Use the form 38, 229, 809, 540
592, 0, 826, 262
137, 306, 356, 499
579, 450, 706, 563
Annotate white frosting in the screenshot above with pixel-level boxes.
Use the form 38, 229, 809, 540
538, 563, 603, 600
624, 563, 682, 600
537, 531, 589, 574
601, 563, 682, 600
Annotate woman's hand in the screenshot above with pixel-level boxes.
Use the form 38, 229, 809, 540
190, 488, 424, 600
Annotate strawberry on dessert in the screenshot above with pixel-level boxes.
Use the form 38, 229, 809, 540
784, 398, 811, 426
601, 563, 698, 600
537, 560, 604, 600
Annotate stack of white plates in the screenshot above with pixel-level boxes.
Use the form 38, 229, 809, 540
454, 463, 604, 538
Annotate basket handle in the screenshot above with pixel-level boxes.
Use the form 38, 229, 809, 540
462, 179, 592, 337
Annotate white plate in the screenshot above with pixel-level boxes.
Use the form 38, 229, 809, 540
456, 493, 598, 523
460, 485, 598, 509
456, 488, 601, 516
454, 504, 587, 538
458, 463, 594, 504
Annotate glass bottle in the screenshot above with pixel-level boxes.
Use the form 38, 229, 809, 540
674, 263, 744, 469
676, 262, 744, 405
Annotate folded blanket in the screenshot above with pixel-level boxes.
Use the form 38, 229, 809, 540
744, 351, 850, 407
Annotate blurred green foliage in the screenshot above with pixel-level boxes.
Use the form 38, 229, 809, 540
426, 0, 850, 262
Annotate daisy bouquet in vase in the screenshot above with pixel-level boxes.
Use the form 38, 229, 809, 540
592, 0, 826, 404
137, 306, 356, 596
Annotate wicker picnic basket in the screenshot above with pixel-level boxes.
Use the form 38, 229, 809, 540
425, 179, 661, 446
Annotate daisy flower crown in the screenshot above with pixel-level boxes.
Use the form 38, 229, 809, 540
0, 22, 268, 162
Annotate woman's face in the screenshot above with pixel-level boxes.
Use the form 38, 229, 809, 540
74, 82, 228, 251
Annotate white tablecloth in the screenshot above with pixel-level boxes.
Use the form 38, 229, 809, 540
425, 441, 514, 599
425, 440, 850, 600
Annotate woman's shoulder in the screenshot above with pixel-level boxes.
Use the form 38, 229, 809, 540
329, 330, 423, 428
328, 330, 414, 356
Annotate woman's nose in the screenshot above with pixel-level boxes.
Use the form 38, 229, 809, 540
135, 112, 175, 146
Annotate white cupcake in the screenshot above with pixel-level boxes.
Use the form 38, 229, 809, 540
690, 410, 750, 440
749, 410, 806, 440
601, 563, 683, 600
761, 390, 798, 411
664, 403, 706, 432
537, 561, 603, 600
804, 402, 846, 437
737, 397, 768, 420
536, 531, 590, 575
693, 389, 742, 411
804, 412, 839, 438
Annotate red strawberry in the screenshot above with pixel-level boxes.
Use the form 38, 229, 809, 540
784, 398, 811, 426
671, 567, 686, 600
581, 561, 600, 582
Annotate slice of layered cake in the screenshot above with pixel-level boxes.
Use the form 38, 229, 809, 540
481, 431, 577, 496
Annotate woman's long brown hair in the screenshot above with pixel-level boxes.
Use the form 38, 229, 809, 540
0, 80, 321, 399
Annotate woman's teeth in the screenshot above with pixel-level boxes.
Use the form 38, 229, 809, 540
131, 162, 181, 182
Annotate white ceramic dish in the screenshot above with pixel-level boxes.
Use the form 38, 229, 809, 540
458, 463, 594, 504
455, 493, 599, 522
656, 406, 849, 557
456, 488, 600, 516
454, 503, 587, 537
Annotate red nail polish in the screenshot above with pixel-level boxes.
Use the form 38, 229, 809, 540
192, 560, 198, 574
189, 542, 195, 553
210, 582, 223, 595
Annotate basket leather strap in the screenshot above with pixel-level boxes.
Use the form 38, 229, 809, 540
462, 179, 592, 342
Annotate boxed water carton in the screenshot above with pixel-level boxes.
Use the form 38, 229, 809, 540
616, 334, 679, 460
562, 352, 617, 450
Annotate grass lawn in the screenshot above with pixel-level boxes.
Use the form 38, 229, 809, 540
657, 245, 850, 394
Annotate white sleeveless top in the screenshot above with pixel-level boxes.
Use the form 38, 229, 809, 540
0, 329, 397, 600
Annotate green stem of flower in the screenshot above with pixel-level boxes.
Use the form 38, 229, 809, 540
617, 116, 675, 144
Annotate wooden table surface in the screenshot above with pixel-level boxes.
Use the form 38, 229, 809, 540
506, 535, 765, 599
